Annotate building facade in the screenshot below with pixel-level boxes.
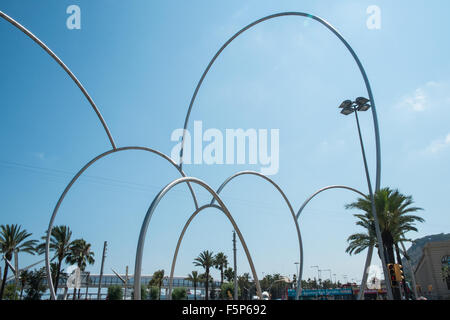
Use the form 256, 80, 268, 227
414, 240, 450, 300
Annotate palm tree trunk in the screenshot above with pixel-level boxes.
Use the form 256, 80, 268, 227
20, 285, 24, 300
205, 269, 209, 301
54, 259, 62, 294
194, 282, 197, 300
0, 260, 9, 300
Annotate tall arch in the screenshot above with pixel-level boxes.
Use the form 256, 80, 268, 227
0, 10, 116, 149
134, 177, 262, 300
211, 171, 303, 298
44, 146, 198, 299
178, 12, 381, 194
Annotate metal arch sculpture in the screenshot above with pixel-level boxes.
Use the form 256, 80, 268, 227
134, 177, 263, 300
178, 12, 381, 193
210, 170, 304, 299
44, 146, 199, 300
178, 13, 389, 296
166, 204, 233, 299
0, 10, 116, 149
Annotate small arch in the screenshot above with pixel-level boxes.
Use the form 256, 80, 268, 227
134, 176, 262, 300
211, 171, 303, 298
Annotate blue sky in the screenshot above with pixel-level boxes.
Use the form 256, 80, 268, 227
1, 0, 449, 284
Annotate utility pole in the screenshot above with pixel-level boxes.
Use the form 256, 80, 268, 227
124, 266, 128, 300
97, 241, 107, 300
233, 230, 237, 300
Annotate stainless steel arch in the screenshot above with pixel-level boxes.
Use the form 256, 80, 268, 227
210, 170, 303, 299
44, 146, 199, 300
296, 185, 366, 220
134, 177, 262, 300
178, 12, 381, 192
166, 204, 230, 299
0, 10, 116, 149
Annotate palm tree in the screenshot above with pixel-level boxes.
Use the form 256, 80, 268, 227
36, 225, 72, 294
0, 224, 37, 300
19, 270, 31, 300
345, 188, 424, 299
345, 187, 424, 264
224, 267, 235, 283
149, 269, 165, 300
65, 239, 95, 300
193, 250, 214, 300
186, 271, 200, 300
214, 252, 228, 287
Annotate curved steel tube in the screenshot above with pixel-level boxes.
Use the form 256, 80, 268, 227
167, 204, 225, 299
134, 177, 262, 300
296, 185, 366, 220
210, 171, 303, 299
0, 10, 116, 149
178, 12, 382, 191
44, 146, 199, 299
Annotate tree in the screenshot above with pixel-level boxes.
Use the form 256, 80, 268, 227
148, 286, 159, 300
24, 268, 47, 300
172, 287, 187, 300
19, 269, 32, 299
65, 239, 95, 300
0, 224, 37, 300
36, 225, 72, 293
107, 285, 123, 300
214, 252, 228, 287
149, 269, 165, 300
345, 188, 424, 299
3, 284, 18, 300
224, 267, 235, 283
345, 188, 424, 263
186, 271, 200, 300
220, 282, 239, 299
237, 273, 251, 300
193, 250, 214, 300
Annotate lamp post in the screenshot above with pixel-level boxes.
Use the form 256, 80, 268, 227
294, 262, 300, 288
339, 97, 394, 300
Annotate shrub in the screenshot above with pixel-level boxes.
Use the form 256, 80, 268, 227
107, 285, 123, 300
172, 287, 187, 300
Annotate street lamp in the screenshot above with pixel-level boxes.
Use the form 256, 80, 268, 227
294, 262, 300, 288
338, 97, 394, 300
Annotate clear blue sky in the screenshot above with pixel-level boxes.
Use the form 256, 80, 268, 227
1, 0, 449, 284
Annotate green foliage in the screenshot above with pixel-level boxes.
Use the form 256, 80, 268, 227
224, 267, 235, 282
149, 269, 165, 300
24, 268, 47, 300
345, 188, 424, 263
148, 286, 159, 300
3, 284, 19, 300
172, 287, 187, 300
107, 285, 123, 300
65, 239, 95, 271
220, 282, 240, 299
